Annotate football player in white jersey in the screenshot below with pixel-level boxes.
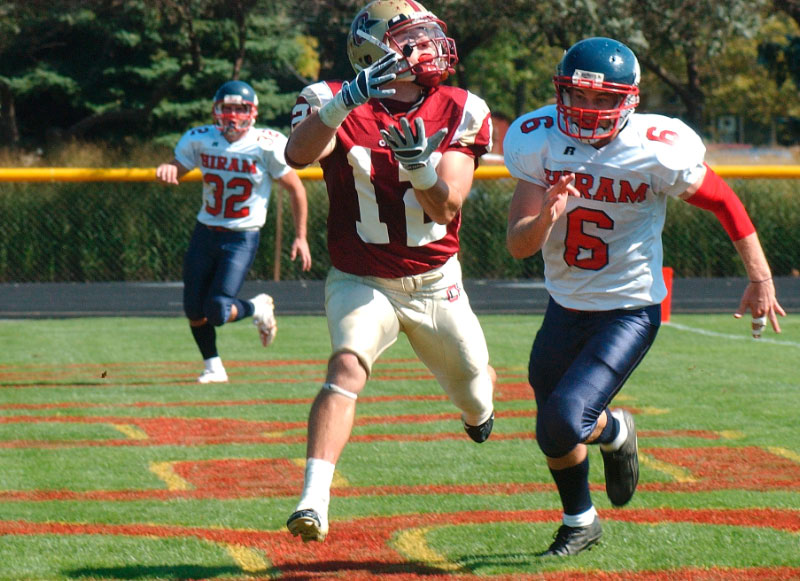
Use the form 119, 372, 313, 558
504, 38, 785, 556
156, 80, 311, 384
283, 0, 496, 543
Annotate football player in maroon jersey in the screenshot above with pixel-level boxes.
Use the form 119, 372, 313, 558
283, 0, 496, 543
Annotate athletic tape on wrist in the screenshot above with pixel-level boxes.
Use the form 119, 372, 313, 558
406, 163, 438, 190
317, 94, 350, 129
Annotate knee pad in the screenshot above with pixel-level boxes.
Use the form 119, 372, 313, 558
536, 393, 584, 458
205, 296, 232, 327
322, 382, 358, 400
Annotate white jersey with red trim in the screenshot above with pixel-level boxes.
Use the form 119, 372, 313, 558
290, 82, 492, 277
174, 125, 292, 230
503, 104, 706, 310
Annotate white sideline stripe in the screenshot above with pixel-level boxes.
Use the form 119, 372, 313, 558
665, 322, 800, 349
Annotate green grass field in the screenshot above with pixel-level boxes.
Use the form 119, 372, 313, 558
1, 314, 798, 580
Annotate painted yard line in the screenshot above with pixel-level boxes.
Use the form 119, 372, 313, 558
0, 383, 531, 410
1, 509, 799, 581
666, 322, 800, 348
768, 447, 800, 463
2, 478, 799, 503
149, 461, 193, 491
223, 543, 270, 574
4, 442, 800, 503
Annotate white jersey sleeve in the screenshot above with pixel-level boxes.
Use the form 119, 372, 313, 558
627, 113, 706, 197
503, 105, 552, 187
173, 127, 205, 171
289, 81, 335, 130
256, 128, 292, 181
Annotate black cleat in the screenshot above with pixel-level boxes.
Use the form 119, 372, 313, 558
539, 517, 602, 556
464, 411, 494, 443
600, 409, 639, 506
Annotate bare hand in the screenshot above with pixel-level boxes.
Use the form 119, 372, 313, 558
156, 163, 180, 185
291, 237, 312, 272
734, 279, 786, 334
543, 173, 580, 223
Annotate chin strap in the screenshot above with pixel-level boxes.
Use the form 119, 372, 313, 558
685, 164, 755, 241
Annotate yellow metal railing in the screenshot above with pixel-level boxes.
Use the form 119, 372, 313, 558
1, 165, 800, 182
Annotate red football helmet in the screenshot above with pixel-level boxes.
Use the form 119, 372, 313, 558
346, 0, 457, 88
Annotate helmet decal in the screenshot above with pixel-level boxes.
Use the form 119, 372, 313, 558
212, 80, 259, 137
554, 37, 640, 144
346, 0, 457, 87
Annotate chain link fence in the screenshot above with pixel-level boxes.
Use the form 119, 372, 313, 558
1, 170, 798, 283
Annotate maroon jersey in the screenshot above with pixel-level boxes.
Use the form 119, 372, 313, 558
290, 82, 492, 277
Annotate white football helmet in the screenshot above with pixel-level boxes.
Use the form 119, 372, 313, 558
346, 0, 457, 87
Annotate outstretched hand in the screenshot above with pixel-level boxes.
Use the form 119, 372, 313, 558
380, 117, 447, 190
318, 51, 399, 129
381, 117, 447, 170
340, 52, 398, 109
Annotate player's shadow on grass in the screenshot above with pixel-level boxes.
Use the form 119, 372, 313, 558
458, 551, 562, 568
66, 564, 241, 579
276, 560, 459, 578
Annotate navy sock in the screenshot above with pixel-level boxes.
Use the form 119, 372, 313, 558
549, 456, 592, 516
596, 411, 620, 445
190, 323, 217, 360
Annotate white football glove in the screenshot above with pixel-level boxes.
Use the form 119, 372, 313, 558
318, 52, 398, 129
380, 117, 447, 190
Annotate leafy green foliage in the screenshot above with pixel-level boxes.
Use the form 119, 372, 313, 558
0, 1, 310, 147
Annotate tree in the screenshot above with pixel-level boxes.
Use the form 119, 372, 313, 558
529, 0, 766, 131
0, 0, 313, 149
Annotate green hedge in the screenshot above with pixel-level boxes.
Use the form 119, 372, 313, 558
2, 178, 797, 282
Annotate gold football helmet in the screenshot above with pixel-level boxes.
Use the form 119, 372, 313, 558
346, 0, 457, 87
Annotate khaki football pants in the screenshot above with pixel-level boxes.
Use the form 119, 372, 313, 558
324, 256, 494, 424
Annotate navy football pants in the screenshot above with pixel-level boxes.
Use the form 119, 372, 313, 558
182, 222, 260, 326
529, 297, 661, 459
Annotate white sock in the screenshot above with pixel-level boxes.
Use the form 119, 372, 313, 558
563, 506, 597, 528
203, 356, 224, 372
600, 409, 628, 452
296, 458, 335, 512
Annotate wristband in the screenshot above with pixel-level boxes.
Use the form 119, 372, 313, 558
317, 93, 350, 129
405, 163, 438, 190
749, 277, 772, 284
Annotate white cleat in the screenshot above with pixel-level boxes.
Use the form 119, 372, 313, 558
286, 508, 329, 543
251, 293, 277, 347
197, 368, 229, 384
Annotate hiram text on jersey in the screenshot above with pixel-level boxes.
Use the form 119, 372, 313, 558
199, 154, 258, 174
544, 169, 648, 204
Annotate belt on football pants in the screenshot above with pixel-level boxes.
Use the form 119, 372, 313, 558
365, 269, 446, 293
201, 223, 258, 233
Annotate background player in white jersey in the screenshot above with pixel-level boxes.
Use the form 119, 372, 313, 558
283, 0, 496, 543
156, 80, 311, 384
504, 37, 785, 556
